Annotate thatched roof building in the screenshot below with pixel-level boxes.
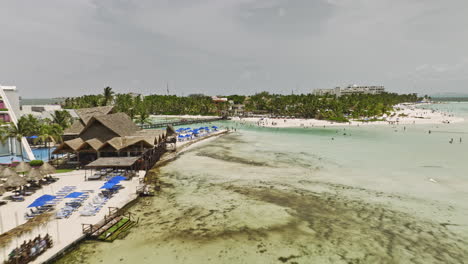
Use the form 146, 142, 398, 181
54, 106, 167, 166
63, 106, 114, 139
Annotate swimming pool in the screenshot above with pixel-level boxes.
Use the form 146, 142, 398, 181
32, 147, 57, 161
0, 148, 58, 164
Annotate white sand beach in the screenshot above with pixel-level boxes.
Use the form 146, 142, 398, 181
233, 103, 464, 128
151, 115, 220, 120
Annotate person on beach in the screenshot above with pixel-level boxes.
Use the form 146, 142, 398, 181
460, 137, 462, 143
450, 138, 453, 144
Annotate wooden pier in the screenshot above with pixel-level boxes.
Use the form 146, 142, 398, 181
138, 117, 228, 129
82, 207, 138, 242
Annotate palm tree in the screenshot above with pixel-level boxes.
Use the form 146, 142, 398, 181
22, 114, 40, 136
0, 126, 9, 151
7, 121, 28, 161
35, 124, 55, 161
103, 86, 114, 106
137, 108, 150, 125
51, 110, 73, 129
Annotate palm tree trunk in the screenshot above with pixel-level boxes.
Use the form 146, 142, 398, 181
19, 139, 24, 161
47, 140, 51, 161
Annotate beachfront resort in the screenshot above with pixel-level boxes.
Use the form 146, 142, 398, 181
0, 87, 227, 264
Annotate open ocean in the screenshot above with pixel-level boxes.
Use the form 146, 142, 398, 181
57, 103, 468, 263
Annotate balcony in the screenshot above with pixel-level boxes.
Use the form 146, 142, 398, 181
0, 113, 11, 122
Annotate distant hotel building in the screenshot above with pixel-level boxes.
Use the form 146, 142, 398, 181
313, 84, 385, 97
0, 85, 35, 160
211, 96, 228, 102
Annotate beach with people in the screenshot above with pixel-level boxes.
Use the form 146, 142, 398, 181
234, 103, 464, 128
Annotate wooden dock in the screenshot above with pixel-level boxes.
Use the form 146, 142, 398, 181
138, 117, 228, 129
82, 208, 138, 242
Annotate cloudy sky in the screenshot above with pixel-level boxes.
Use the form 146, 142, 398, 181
1, 0, 467, 97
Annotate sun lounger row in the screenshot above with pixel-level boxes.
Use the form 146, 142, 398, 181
79, 194, 109, 216
25, 205, 54, 219
54, 186, 76, 201
55, 192, 90, 219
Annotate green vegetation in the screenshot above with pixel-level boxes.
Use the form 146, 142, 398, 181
62, 87, 421, 122
55, 169, 74, 174
98, 218, 130, 241
29, 160, 44, 166
0, 108, 8, 111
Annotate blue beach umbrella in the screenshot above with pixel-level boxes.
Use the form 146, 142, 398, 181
28, 194, 56, 207
100, 182, 118, 189
108, 176, 126, 183
65, 192, 84, 198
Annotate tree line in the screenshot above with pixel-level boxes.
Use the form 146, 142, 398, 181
63, 87, 421, 123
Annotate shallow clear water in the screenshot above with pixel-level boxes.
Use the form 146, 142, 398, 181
57, 103, 468, 263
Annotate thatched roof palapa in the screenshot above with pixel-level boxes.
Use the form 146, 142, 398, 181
63, 120, 85, 136
100, 136, 154, 151
76, 106, 114, 124
81, 112, 141, 138
63, 106, 114, 136
0, 167, 18, 179
85, 138, 105, 150
134, 129, 166, 144
15, 161, 31, 173
4, 172, 27, 188
26, 168, 44, 181
85, 157, 140, 168
39, 162, 56, 174
56, 107, 167, 156
0, 212, 53, 248
53, 137, 85, 154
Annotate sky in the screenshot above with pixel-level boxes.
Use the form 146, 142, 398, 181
1, 0, 467, 98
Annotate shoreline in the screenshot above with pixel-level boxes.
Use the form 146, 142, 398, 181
232, 103, 464, 128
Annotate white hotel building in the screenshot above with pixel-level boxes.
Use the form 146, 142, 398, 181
0, 85, 35, 161
313, 84, 385, 97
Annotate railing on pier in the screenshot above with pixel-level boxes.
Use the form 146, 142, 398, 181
138, 117, 227, 129
82, 207, 137, 238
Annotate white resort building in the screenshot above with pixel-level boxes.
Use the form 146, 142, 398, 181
313, 84, 385, 97
0, 85, 35, 161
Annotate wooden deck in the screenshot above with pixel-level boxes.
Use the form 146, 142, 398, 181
82, 208, 138, 241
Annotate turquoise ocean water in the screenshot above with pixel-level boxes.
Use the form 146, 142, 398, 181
57, 103, 468, 263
